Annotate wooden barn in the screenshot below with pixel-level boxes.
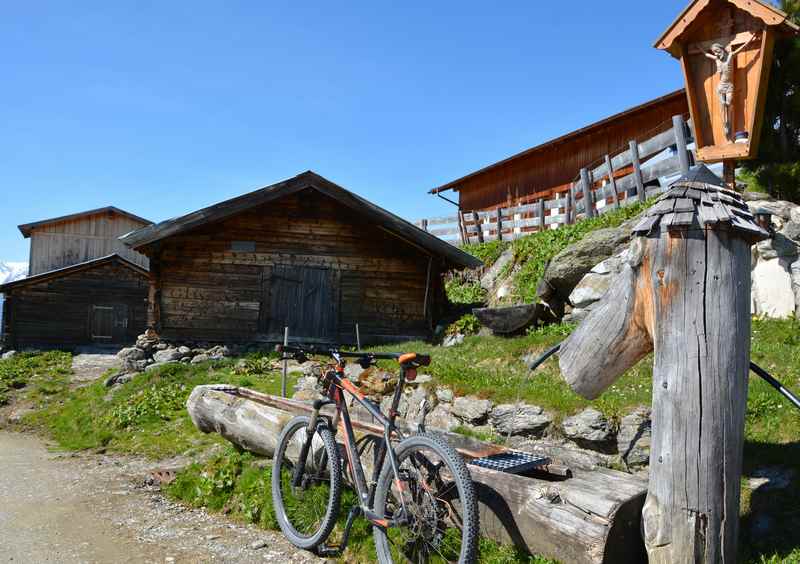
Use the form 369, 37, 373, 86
19, 206, 151, 275
1, 207, 152, 349
430, 89, 690, 212
0, 254, 149, 349
120, 171, 481, 345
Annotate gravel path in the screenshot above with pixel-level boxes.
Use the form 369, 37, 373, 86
0, 431, 322, 563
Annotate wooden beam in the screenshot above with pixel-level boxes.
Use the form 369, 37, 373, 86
672, 115, 691, 173
580, 169, 595, 219
629, 140, 646, 203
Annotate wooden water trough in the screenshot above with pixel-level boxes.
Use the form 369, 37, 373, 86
188, 384, 648, 564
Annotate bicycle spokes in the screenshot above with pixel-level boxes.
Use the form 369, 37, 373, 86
384, 448, 466, 563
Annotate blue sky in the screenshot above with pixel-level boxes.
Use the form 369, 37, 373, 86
0, 1, 689, 262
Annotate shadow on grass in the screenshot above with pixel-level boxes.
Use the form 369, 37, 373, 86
739, 440, 800, 563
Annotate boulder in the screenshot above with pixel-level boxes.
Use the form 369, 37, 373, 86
451, 396, 492, 424
755, 233, 798, 261
747, 199, 798, 221
178, 346, 192, 358
190, 354, 210, 364
562, 408, 615, 452
752, 257, 796, 318
616, 406, 651, 467
425, 404, 459, 431
135, 329, 160, 352
404, 386, 434, 424
435, 387, 454, 403
1, 350, 18, 360
568, 251, 627, 309
207, 345, 231, 359
122, 359, 149, 373
489, 403, 552, 436
153, 348, 184, 363
117, 347, 147, 361
793, 207, 800, 225
442, 333, 464, 347
742, 191, 774, 202
781, 221, 800, 244
538, 227, 630, 310
480, 246, 514, 291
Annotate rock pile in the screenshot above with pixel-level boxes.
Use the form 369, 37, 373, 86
108, 332, 234, 386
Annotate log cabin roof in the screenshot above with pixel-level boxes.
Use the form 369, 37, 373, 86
119, 171, 483, 269
0, 253, 149, 292
429, 89, 687, 195
654, 0, 799, 57
631, 164, 769, 241
18, 206, 152, 238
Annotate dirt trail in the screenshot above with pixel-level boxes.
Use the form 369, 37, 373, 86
0, 431, 321, 563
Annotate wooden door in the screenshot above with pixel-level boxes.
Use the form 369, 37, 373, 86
90, 306, 114, 341
264, 265, 338, 341
113, 304, 129, 343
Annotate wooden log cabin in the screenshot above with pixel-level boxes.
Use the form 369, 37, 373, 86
1, 207, 152, 349
430, 90, 690, 212
119, 171, 481, 345
0, 255, 149, 349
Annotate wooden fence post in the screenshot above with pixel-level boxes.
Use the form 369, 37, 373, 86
557, 172, 769, 563
672, 115, 691, 174
458, 210, 468, 245
566, 185, 575, 225
421, 219, 428, 232
580, 168, 595, 219
496, 207, 503, 241
473, 211, 484, 244
604, 155, 620, 209
630, 140, 646, 203
537, 198, 546, 232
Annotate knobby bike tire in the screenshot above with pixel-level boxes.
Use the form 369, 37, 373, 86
271, 415, 342, 551
372, 434, 479, 564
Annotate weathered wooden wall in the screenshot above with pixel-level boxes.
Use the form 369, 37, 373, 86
148, 189, 445, 344
435, 91, 689, 212
3, 261, 148, 349
28, 212, 150, 275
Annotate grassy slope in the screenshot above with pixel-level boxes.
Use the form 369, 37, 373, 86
2, 317, 798, 562
447, 199, 651, 305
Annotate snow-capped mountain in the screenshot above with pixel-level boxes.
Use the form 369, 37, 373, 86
0, 262, 28, 333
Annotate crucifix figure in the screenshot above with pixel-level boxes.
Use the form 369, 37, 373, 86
703, 32, 759, 138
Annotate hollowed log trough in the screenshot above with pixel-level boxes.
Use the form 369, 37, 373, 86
188, 384, 648, 563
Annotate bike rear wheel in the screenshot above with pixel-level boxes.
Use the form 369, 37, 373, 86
372, 434, 479, 564
271, 415, 342, 550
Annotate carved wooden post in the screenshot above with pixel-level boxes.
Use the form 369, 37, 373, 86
558, 166, 768, 563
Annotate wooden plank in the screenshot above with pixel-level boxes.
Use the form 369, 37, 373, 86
566, 185, 575, 225
604, 155, 620, 209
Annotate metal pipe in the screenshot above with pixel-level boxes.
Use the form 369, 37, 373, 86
750, 361, 800, 411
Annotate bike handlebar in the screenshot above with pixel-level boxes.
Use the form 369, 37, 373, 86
275, 344, 430, 366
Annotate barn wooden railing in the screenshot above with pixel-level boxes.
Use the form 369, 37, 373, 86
416, 115, 695, 245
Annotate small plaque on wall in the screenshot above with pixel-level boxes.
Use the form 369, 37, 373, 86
231, 240, 256, 252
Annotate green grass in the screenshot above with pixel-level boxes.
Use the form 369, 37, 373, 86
0, 351, 72, 406
18, 354, 295, 458
4, 317, 800, 562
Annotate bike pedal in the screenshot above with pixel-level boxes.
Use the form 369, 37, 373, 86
315, 545, 341, 557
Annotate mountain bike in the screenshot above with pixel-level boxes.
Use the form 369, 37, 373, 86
271, 344, 479, 563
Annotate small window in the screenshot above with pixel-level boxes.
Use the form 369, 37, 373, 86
231, 240, 256, 252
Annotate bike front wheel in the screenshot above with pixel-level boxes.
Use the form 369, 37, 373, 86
271, 415, 342, 551
372, 434, 479, 564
